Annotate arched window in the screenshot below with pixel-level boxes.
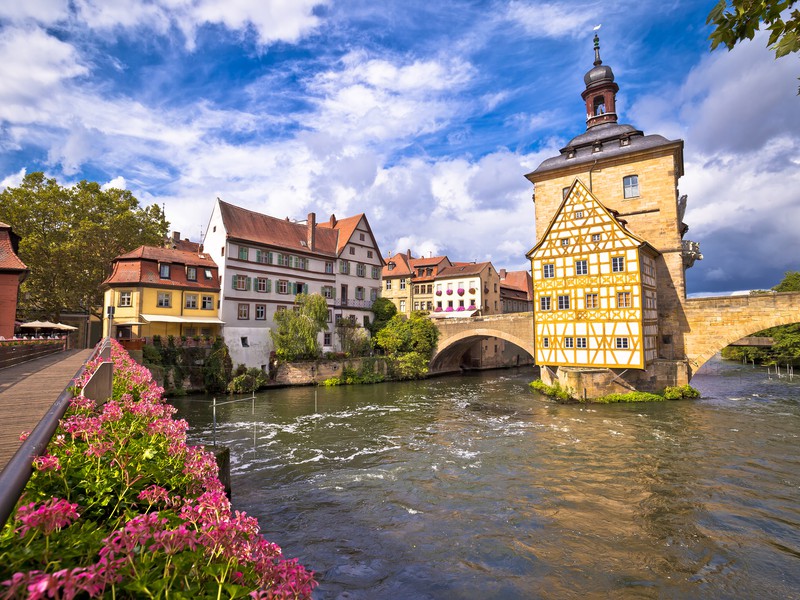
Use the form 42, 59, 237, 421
593, 96, 606, 115
623, 175, 639, 198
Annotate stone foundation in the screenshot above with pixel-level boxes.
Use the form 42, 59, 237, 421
541, 359, 690, 400
274, 357, 389, 385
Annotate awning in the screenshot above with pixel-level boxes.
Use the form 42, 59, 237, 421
139, 314, 225, 324
114, 320, 147, 326
20, 320, 78, 330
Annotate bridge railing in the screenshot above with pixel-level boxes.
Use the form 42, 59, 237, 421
0, 338, 112, 529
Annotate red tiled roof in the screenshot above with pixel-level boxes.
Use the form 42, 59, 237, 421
219, 201, 338, 256
381, 252, 413, 277
317, 214, 364, 255
0, 224, 27, 272
104, 245, 220, 291
438, 262, 491, 278
500, 270, 533, 299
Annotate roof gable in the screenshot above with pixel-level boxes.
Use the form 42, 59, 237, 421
526, 178, 657, 260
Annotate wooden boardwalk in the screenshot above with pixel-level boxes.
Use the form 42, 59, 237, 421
0, 350, 92, 470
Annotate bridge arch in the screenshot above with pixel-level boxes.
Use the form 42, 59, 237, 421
684, 293, 800, 374
431, 314, 535, 373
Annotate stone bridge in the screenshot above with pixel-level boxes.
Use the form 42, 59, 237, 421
432, 291, 800, 378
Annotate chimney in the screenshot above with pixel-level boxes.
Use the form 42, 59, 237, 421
406, 249, 412, 260
499, 269, 507, 279
307, 212, 316, 251
172, 231, 180, 242
329, 214, 337, 227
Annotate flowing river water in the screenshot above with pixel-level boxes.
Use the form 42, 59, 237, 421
170, 355, 800, 599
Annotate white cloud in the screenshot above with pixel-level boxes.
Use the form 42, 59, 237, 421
504, 1, 602, 39
0, 0, 69, 24
102, 176, 127, 190
0, 168, 27, 190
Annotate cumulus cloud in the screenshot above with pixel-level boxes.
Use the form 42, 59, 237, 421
0, 167, 27, 190
504, 1, 602, 38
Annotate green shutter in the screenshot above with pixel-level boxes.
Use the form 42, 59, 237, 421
266, 279, 272, 293
332, 287, 336, 298
268, 252, 273, 264
290, 282, 297, 294
256, 250, 262, 263
231, 274, 237, 289
245, 277, 252, 291
304, 283, 309, 294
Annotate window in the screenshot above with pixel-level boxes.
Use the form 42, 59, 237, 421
577, 337, 587, 349
370, 288, 378, 301
612, 256, 625, 272
543, 264, 555, 278
255, 304, 266, 320
159, 264, 170, 279
339, 260, 350, 274
241, 337, 249, 347
542, 337, 550, 348
157, 292, 171, 308
385, 280, 392, 290
575, 210, 583, 218
623, 175, 639, 198
201, 295, 214, 310
257, 278, 269, 293
400, 279, 406, 290
234, 274, 248, 290
399, 300, 406, 312
591, 233, 601, 242
325, 262, 334, 274
238, 304, 249, 319
324, 332, 332, 346
185, 294, 198, 309
575, 260, 588, 276
118, 291, 132, 307
278, 280, 288, 294
616, 337, 630, 349
372, 266, 380, 279
558, 295, 570, 310
585, 293, 598, 309
617, 292, 631, 308
349, 247, 355, 255
186, 267, 197, 281
359, 233, 365, 241
561, 238, 570, 246
540, 296, 551, 311
238, 246, 249, 260
327, 310, 332, 323
355, 287, 364, 300
322, 286, 334, 299
357, 263, 366, 277
564, 337, 574, 349
367, 250, 373, 258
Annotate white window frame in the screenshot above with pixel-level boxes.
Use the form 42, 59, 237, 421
118, 291, 132, 307
616, 337, 629, 349
623, 175, 639, 199
612, 256, 625, 272
543, 264, 555, 278
557, 295, 570, 310
157, 292, 171, 308
185, 293, 198, 309
575, 260, 588, 276
540, 296, 551, 311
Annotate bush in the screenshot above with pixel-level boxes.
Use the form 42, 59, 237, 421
529, 379, 573, 401
0, 340, 315, 598
663, 384, 701, 400
227, 368, 269, 394
594, 391, 665, 403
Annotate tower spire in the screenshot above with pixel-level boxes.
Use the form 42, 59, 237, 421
581, 34, 619, 129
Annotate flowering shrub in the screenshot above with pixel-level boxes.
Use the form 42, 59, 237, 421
445, 306, 454, 312
457, 288, 465, 296
434, 306, 442, 312
457, 306, 465, 311
467, 304, 477, 310
446, 289, 453, 295
0, 339, 316, 599
435, 290, 442, 296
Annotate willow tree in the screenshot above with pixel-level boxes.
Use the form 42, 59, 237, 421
0, 172, 168, 320
271, 293, 330, 361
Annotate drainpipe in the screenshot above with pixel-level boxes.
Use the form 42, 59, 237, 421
588, 160, 598, 192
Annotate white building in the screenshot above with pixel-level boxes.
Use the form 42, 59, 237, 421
203, 199, 384, 368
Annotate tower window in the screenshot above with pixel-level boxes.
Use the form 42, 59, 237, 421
623, 175, 639, 198
593, 96, 606, 115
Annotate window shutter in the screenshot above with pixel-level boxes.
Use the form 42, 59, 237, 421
231, 275, 237, 289
256, 250, 262, 263
266, 279, 272, 293
268, 252, 273, 264
290, 282, 297, 294
304, 283, 309, 294
332, 287, 336, 299
246, 277, 252, 291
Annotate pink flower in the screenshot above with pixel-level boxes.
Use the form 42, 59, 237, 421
16, 498, 80, 537
18, 431, 30, 441
32, 454, 61, 472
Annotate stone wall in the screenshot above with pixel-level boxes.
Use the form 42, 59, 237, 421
541, 359, 690, 398
274, 357, 389, 385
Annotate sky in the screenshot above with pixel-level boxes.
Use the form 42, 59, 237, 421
1, 0, 798, 295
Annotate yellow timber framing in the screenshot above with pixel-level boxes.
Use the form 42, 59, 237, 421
527, 178, 659, 369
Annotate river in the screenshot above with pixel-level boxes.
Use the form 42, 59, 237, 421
170, 355, 800, 599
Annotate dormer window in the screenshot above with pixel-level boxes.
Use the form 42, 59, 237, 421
186, 266, 197, 281
204, 269, 213, 279
159, 264, 170, 279
592, 141, 602, 153
388, 261, 395, 271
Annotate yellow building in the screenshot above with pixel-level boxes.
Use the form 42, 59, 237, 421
525, 35, 701, 386
528, 179, 658, 368
102, 246, 223, 340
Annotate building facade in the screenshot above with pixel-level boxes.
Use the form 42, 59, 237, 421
0, 222, 28, 339
432, 262, 501, 318
525, 35, 701, 390
203, 200, 383, 368
102, 246, 223, 340
499, 269, 533, 314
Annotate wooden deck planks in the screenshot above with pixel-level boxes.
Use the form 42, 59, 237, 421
0, 350, 92, 470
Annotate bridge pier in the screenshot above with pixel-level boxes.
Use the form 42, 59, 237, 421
541, 359, 690, 398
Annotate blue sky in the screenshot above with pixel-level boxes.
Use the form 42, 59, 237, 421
1, 1, 798, 294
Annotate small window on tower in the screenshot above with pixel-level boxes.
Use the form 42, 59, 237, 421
623, 175, 639, 198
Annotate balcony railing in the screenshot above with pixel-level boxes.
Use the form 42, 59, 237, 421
337, 298, 375, 310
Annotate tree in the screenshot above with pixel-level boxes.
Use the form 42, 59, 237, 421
707, 1, 800, 91
368, 297, 397, 336
373, 311, 440, 379
772, 270, 800, 291
335, 320, 371, 357
0, 172, 168, 320
270, 293, 329, 361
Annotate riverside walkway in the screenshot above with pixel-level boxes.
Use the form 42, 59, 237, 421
0, 349, 92, 470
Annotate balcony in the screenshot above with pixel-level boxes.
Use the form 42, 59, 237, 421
337, 298, 375, 310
